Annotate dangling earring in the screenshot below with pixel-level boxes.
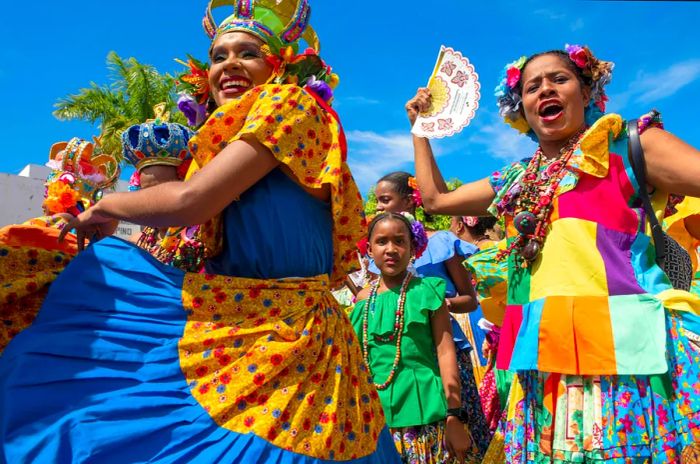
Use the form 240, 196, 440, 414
407, 254, 417, 275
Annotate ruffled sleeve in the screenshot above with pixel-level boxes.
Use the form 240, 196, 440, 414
188, 84, 365, 285
416, 231, 476, 268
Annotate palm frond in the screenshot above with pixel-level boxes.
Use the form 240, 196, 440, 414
55, 51, 186, 169
53, 83, 123, 123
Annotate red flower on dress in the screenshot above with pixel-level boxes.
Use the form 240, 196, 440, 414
619, 415, 633, 433
267, 428, 278, 440
253, 373, 266, 386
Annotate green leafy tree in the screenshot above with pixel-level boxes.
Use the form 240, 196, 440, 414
363, 178, 463, 231
53, 52, 186, 162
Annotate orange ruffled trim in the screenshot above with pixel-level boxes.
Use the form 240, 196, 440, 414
188, 84, 365, 286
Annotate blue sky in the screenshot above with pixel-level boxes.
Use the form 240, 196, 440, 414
1, 1, 699, 196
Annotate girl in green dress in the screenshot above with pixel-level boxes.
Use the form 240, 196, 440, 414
350, 212, 480, 464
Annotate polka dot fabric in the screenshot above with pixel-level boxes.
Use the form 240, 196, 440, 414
0, 225, 77, 352
179, 272, 386, 460
188, 84, 366, 286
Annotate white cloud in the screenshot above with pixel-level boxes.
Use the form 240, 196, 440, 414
608, 59, 700, 113
346, 130, 458, 194
346, 130, 414, 193
467, 116, 537, 162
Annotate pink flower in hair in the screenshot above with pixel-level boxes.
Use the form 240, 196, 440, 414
407, 176, 423, 207
506, 67, 521, 89
566, 44, 588, 68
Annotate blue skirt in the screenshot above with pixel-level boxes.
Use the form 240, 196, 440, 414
0, 238, 400, 463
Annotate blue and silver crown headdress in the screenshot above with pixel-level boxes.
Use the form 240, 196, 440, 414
122, 106, 195, 172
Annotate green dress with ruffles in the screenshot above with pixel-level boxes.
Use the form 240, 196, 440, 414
350, 277, 447, 428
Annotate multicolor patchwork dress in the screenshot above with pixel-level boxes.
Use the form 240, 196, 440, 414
490, 113, 700, 462
0, 85, 401, 463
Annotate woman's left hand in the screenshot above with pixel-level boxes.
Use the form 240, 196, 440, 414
58, 205, 119, 251
445, 415, 470, 464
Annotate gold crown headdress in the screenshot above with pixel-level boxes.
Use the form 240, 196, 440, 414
43, 137, 120, 216
203, 0, 319, 52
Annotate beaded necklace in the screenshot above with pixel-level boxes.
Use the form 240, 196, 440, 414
136, 226, 205, 272
362, 272, 412, 391
497, 127, 587, 267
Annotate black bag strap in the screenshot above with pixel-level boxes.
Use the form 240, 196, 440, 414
627, 119, 666, 266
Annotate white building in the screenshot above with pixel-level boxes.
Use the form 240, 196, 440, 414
0, 164, 140, 239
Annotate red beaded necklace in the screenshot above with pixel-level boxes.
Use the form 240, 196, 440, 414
361, 272, 412, 391
497, 127, 587, 267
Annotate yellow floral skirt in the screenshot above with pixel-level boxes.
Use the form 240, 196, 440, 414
0, 238, 400, 463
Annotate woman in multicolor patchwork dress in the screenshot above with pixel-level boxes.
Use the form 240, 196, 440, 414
406, 44, 700, 462
0, 1, 400, 463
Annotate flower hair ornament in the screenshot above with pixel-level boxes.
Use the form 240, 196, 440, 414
175, 0, 339, 123
462, 216, 479, 228
175, 56, 211, 127
495, 44, 614, 140
407, 176, 423, 208
402, 212, 429, 259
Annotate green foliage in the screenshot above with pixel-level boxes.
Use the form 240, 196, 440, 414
53, 51, 186, 163
363, 178, 464, 231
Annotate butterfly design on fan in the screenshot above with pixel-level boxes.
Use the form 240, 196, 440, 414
421, 122, 435, 132
437, 118, 453, 131
451, 70, 469, 88
440, 61, 456, 76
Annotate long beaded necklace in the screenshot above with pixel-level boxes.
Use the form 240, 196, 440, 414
497, 127, 587, 267
362, 272, 412, 391
136, 226, 205, 272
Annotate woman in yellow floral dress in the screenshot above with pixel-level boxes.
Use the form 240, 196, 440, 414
0, 1, 400, 462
